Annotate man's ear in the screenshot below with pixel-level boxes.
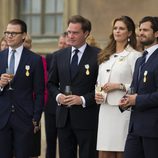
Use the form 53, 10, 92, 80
84, 31, 90, 39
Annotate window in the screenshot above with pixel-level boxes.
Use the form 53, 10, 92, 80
20, 0, 64, 37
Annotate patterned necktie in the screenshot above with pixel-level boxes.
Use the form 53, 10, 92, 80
70, 49, 79, 79
138, 51, 148, 79
9, 50, 16, 74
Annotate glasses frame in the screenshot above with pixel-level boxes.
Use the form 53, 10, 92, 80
4, 31, 23, 37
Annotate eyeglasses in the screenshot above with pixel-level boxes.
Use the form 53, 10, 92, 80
4, 31, 23, 37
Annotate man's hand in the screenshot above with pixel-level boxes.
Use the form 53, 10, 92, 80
32, 120, 41, 134
0, 73, 11, 88
58, 94, 82, 107
119, 94, 137, 109
63, 95, 83, 107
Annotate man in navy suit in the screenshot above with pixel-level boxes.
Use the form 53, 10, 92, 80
119, 16, 158, 158
48, 15, 100, 158
0, 19, 44, 158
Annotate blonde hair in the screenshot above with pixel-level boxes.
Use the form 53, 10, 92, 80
24, 34, 32, 49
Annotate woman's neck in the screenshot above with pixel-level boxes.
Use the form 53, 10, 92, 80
116, 42, 127, 53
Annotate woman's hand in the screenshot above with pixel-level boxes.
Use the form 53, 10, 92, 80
102, 82, 120, 92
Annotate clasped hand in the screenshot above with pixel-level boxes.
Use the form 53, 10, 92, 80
58, 94, 82, 107
119, 94, 137, 109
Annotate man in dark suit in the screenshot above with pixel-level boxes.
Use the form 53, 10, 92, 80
119, 16, 158, 158
48, 15, 100, 158
0, 19, 44, 158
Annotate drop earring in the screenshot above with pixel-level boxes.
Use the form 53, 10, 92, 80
128, 38, 130, 42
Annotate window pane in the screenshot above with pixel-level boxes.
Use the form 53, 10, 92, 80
44, 15, 55, 34
21, 0, 31, 13
32, 0, 41, 13
22, 15, 31, 33
32, 16, 41, 34
45, 0, 55, 13
56, 15, 63, 33
57, 0, 64, 12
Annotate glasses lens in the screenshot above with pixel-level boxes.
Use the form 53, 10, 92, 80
4, 32, 23, 37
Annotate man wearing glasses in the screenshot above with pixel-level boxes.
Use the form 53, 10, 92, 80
0, 19, 44, 158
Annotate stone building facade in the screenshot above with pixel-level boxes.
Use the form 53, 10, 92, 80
0, 0, 157, 54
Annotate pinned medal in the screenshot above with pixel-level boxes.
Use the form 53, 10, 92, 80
119, 56, 125, 62
25, 65, 30, 77
143, 70, 148, 83
85, 64, 90, 75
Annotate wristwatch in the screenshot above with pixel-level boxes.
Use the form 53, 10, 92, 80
119, 83, 125, 90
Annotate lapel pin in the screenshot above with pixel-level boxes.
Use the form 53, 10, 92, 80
85, 64, 90, 75
143, 70, 148, 83
25, 65, 30, 77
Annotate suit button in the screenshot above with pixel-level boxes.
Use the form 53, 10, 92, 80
11, 105, 15, 112
11, 109, 15, 112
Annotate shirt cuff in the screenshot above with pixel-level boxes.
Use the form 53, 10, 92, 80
80, 96, 86, 108
56, 93, 62, 106
0, 86, 3, 91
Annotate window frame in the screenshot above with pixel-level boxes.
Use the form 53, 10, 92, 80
19, 0, 64, 38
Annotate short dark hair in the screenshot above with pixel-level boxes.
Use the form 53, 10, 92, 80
139, 16, 158, 32
68, 15, 91, 33
8, 19, 27, 33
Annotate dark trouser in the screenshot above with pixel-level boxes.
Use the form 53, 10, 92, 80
30, 129, 41, 157
0, 113, 33, 158
57, 119, 98, 158
45, 111, 57, 158
125, 132, 158, 158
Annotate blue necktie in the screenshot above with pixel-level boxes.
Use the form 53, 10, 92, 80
70, 49, 79, 79
138, 51, 148, 79
9, 50, 16, 74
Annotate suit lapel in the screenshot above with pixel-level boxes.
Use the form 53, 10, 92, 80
4, 49, 9, 70
13, 48, 29, 81
64, 48, 72, 81
74, 45, 90, 79
137, 49, 158, 86
69, 46, 90, 81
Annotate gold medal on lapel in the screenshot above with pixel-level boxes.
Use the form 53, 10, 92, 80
25, 65, 30, 77
86, 70, 90, 75
143, 70, 148, 83
85, 64, 90, 75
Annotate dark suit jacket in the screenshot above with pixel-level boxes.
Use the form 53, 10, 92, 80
0, 47, 44, 129
48, 45, 100, 129
45, 53, 58, 114
129, 48, 158, 137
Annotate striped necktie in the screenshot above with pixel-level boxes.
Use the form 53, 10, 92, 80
9, 50, 16, 74
70, 49, 79, 79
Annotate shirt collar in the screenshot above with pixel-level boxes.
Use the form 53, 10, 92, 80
9, 45, 24, 56
145, 44, 158, 56
71, 43, 87, 54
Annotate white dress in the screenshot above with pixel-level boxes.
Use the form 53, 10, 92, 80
96, 46, 141, 151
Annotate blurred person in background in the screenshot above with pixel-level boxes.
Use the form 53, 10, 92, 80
45, 31, 70, 158
95, 16, 141, 158
0, 36, 8, 50
86, 34, 99, 48
58, 32, 69, 49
